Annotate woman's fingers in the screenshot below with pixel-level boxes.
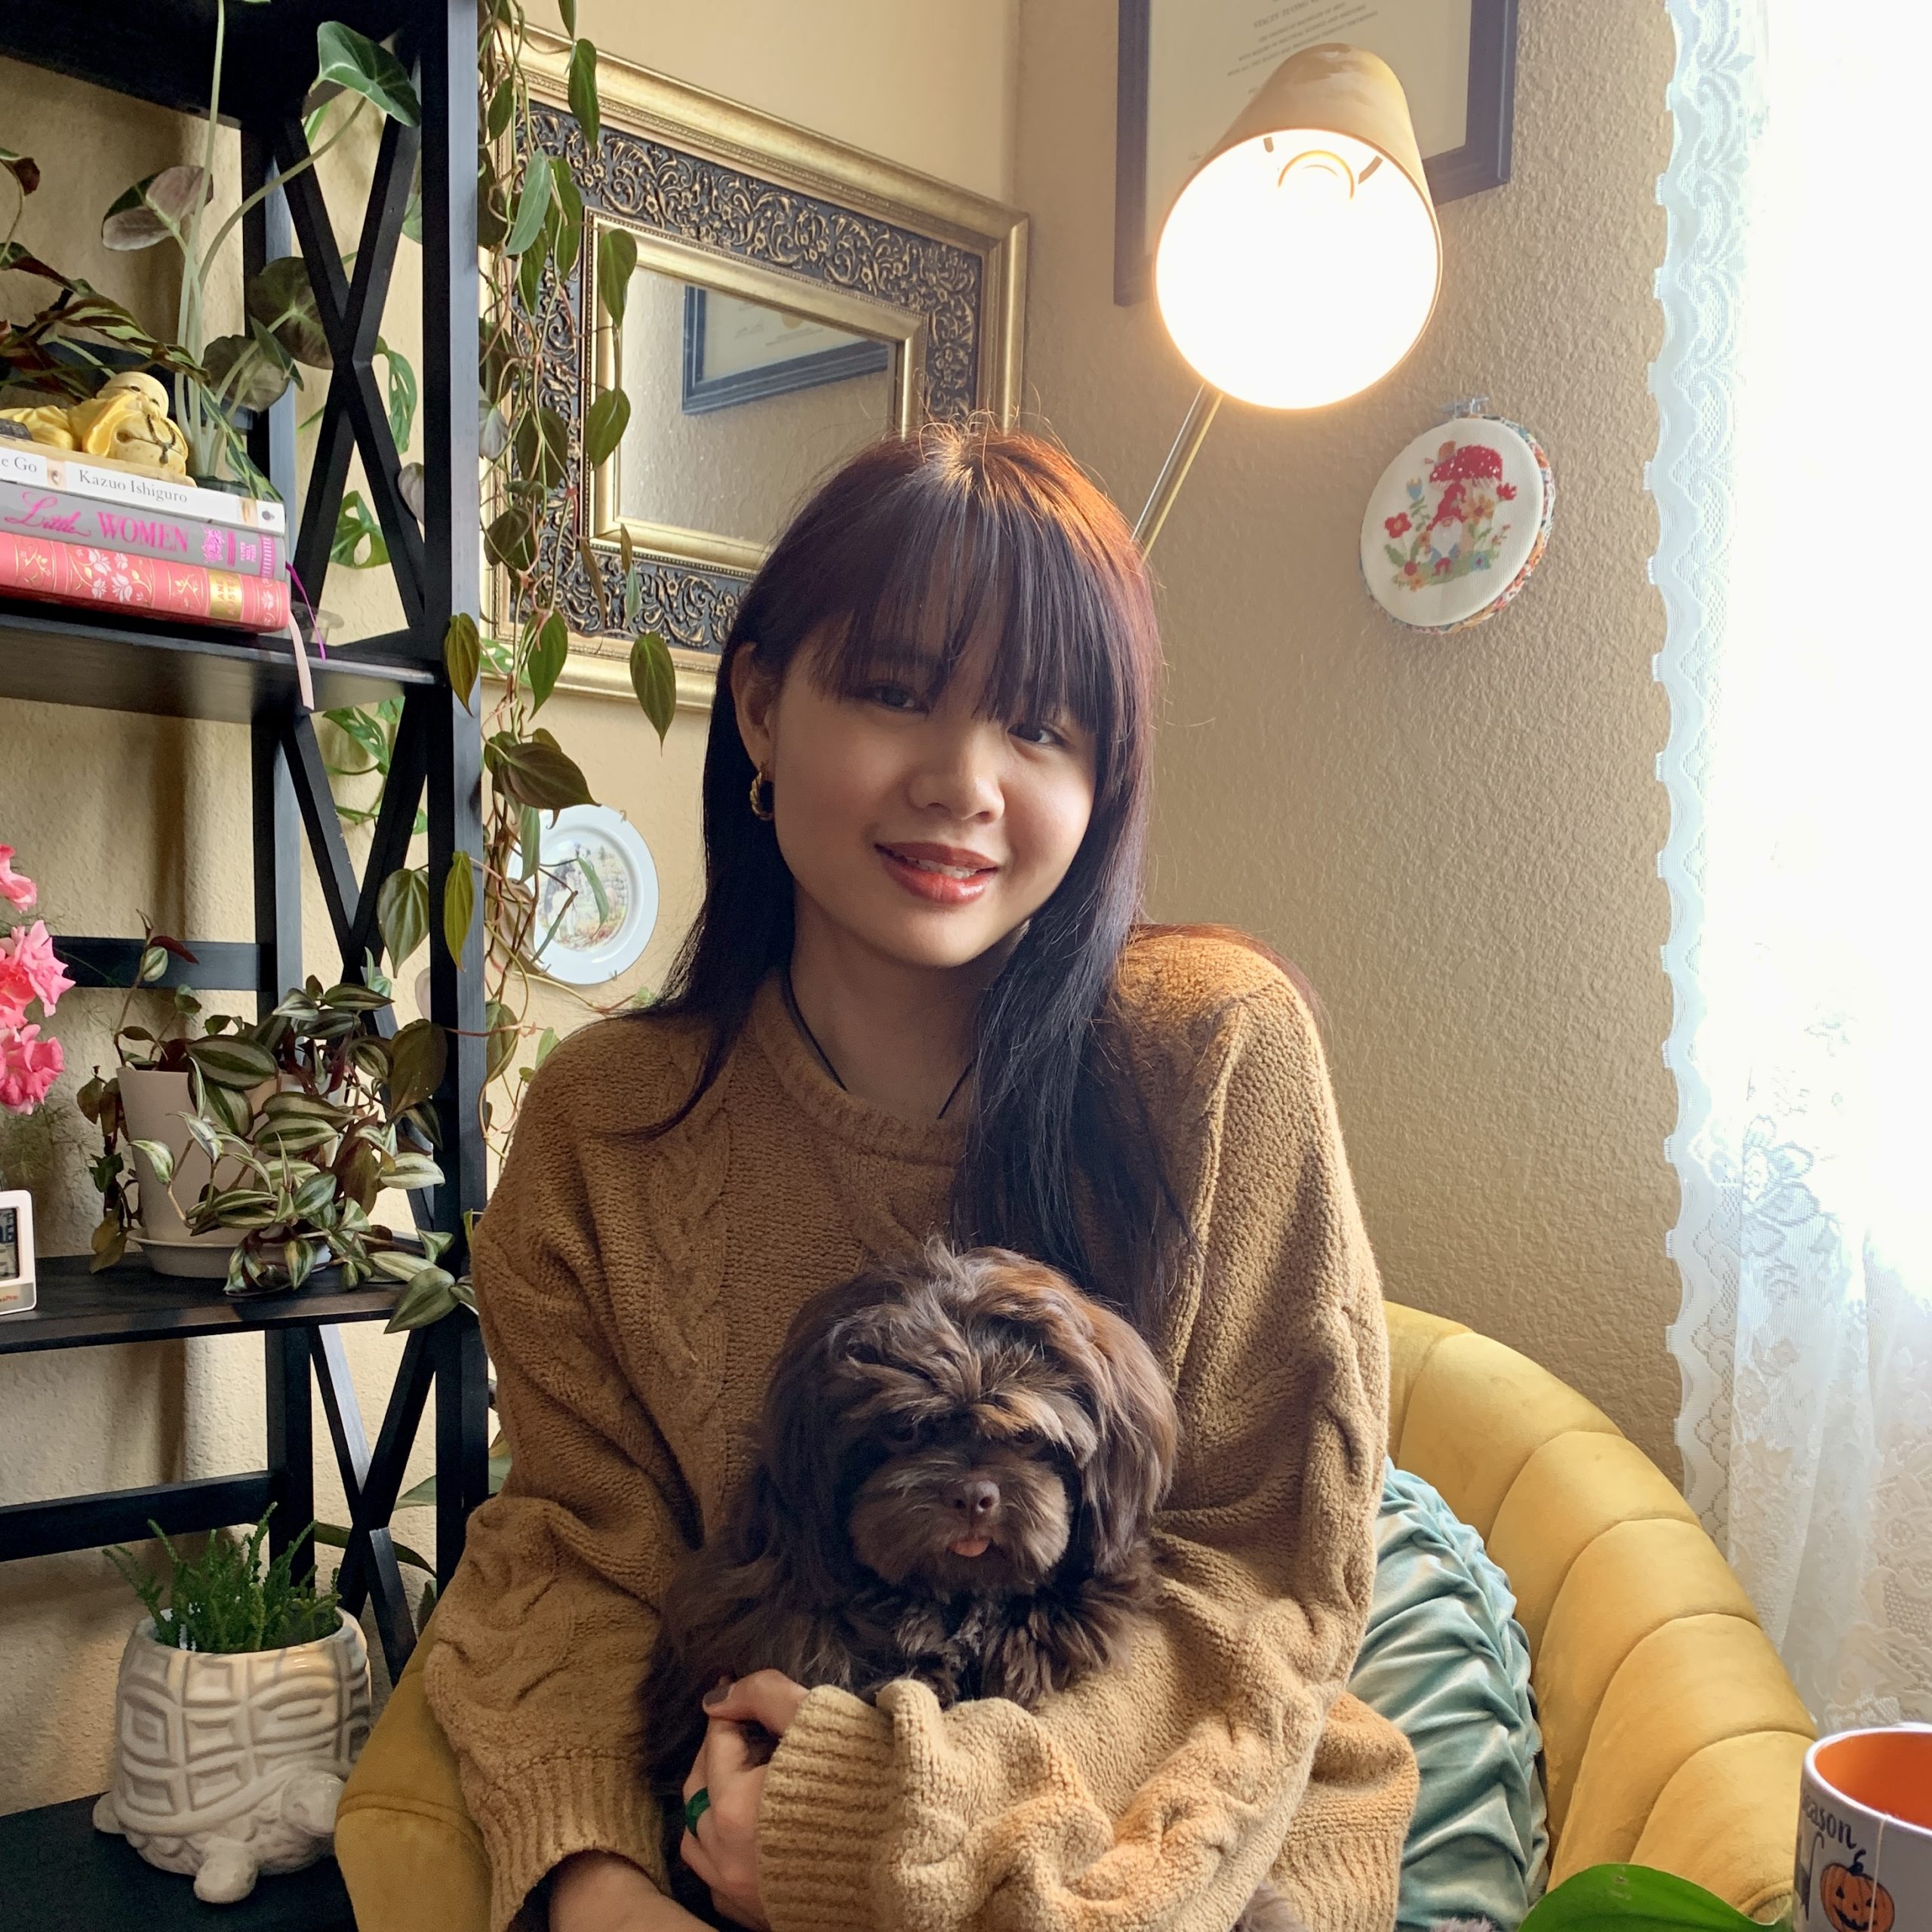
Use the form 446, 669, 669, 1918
697, 1667, 808, 1736
675, 1715, 771, 1931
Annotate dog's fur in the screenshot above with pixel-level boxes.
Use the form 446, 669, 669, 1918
640, 1240, 1303, 1932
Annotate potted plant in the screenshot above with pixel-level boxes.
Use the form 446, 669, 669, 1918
76, 923, 262, 1278
165, 974, 454, 1300
96, 1509, 371, 1903
93, 2, 424, 491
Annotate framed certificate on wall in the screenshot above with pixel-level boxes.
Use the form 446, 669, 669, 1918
1115, 0, 1518, 305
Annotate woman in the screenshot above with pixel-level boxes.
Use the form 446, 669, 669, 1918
424, 423, 1416, 1932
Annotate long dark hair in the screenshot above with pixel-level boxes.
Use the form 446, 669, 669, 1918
639, 420, 1177, 1324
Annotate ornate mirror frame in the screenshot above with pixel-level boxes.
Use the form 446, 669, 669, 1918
518, 34, 1029, 708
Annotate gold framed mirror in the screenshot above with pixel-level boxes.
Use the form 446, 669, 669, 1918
518, 35, 1029, 707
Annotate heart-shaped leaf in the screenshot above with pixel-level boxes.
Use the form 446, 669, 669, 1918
387, 1017, 447, 1118
103, 167, 210, 248
378, 866, 429, 970
442, 851, 477, 964
484, 998, 519, 1084
528, 609, 568, 709
513, 404, 570, 491
597, 226, 637, 327
245, 255, 331, 368
315, 22, 421, 127
487, 733, 595, 811
505, 153, 552, 257
487, 78, 516, 141
203, 331, 295, 413
443, 611, 481, 709
1, 148, 41, 197
397, 460, 426, 525
568, 37, 600, 149
485, 505, 536, 574
583, 387, 629, 469
630, 629, 676, 741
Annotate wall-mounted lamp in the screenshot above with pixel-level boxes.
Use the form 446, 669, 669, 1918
1135, 43, 1443, 553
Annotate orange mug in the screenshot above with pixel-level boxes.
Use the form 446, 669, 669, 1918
1795, 1727, 1932, 1932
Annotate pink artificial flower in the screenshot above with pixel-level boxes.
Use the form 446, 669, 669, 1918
0, 1022, 63, 1114
0, 920, 73, 1026
0, 844, 35, 910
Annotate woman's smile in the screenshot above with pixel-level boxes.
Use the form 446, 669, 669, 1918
877, 841, 1001, 906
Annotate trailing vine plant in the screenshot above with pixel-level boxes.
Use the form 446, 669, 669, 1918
341, 0, 675, 1325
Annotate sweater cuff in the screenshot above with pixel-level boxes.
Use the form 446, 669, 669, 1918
757, 1687, 899, 1932
467, 1751, 667, 1932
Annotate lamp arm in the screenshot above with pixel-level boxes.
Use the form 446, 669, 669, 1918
1133, 383, 1223, 555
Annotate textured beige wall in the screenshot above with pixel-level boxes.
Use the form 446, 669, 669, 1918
1011, 0, 1681, 1469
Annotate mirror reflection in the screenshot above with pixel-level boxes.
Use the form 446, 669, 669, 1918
611, 270, 898, 558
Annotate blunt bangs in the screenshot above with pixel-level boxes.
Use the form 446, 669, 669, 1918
740, 421, 1153, 805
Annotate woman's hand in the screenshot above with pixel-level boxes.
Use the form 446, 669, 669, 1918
548, 1850, 709, 1932
679, 1671, 811, 1930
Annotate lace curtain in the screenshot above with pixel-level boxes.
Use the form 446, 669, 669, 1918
1654, 0, 1932, 1728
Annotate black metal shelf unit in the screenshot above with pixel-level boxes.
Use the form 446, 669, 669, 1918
0, 0, 485, 1685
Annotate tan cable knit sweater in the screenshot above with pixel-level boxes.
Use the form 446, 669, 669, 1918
424, 931, 1417, 1932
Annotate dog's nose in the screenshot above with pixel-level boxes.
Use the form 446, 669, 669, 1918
949, 1478, 1000, 1520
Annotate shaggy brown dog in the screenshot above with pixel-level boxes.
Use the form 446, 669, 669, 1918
641, 1239, 1306, 1932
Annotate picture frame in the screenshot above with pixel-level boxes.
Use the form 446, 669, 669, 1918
1115, 0, 1518, 305
681, 286, 892, 417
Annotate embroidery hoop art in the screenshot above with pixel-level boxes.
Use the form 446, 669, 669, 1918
1359, 412, 1554, 634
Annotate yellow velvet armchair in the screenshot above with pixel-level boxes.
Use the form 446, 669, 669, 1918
334, 1303, 1812, 1929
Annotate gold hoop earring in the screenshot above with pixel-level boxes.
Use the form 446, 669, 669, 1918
749, 769, 775, 821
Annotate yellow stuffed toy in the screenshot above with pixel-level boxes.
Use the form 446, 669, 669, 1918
0, 371, 190, 476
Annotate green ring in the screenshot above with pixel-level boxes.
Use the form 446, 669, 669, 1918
684, 1788, 711, 1835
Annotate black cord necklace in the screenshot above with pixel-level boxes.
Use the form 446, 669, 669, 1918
781, 967, 972, 1121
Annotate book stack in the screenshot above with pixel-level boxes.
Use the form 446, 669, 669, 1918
0, 439, 291, 634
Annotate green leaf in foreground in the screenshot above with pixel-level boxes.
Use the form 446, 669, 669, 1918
377, 865, 429, 967
315, 22, 422, 126
504, 153, 552, 257
583, 386, 629, 469
443, 611, 481, 709
568, 37, 601, 149
1518, 1865, 1766, 1932
597, 226, 637, 328
630, 629, 675, 741
441, 852, 476, 964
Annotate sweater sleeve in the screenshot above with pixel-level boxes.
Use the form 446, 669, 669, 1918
755, 974, 1417, 1932
423, 1040, 691, 1932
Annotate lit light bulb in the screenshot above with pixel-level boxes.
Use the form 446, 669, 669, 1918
1155, 117, 1440, 409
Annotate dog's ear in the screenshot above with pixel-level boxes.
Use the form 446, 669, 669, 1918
1073, 1298, 1179, 1578
755, 1268, 903, 1598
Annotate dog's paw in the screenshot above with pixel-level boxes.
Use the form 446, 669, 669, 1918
1231, 1881, 1311, 1932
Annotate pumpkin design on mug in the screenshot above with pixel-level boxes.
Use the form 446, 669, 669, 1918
1820, 1851, 1896, 1932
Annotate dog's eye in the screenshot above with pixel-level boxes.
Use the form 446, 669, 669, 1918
884, 1417, 924, 1450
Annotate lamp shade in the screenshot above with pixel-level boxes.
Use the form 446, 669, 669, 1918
1153, 43, 1441, 410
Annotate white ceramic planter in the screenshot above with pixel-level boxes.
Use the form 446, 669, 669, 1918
93, 1609, 372, 1903
117, 1066, 246, 1278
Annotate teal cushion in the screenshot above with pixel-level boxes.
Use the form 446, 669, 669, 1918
1348, 1460, 1549, 1932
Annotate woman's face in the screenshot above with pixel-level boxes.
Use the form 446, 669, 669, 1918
733, 629, 1097, 974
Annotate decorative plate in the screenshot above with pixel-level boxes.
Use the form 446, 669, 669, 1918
521, 804, 660, 986
1359, 415, 1554, 633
